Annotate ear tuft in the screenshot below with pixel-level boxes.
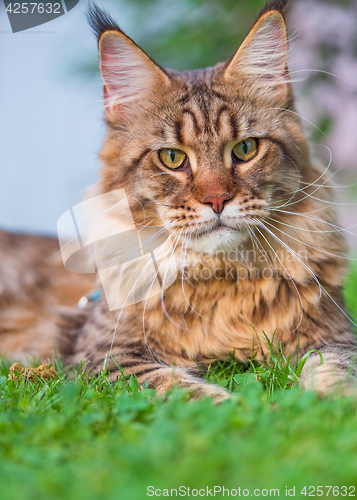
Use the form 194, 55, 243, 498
257, 0, 290, 20
87, 3, 123, 45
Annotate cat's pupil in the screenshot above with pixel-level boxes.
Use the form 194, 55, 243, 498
169, 151, 176, 162
242, 142, 248, 154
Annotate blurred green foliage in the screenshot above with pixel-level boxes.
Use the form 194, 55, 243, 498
100, 0, 351, 71
81, 0, 352, 75
124, 0, 266, 70
84, 0, 266, 73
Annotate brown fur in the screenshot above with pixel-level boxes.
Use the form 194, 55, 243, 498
0, 230, 94, 363
1, 1, 356, 398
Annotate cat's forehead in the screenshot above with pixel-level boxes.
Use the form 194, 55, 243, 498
169, 67, 216, 85
166, 65, 228, 100
158, 66, 259, 145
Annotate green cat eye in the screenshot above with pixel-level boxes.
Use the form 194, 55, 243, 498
159, 149, 187, 169
232, 138, 258, 162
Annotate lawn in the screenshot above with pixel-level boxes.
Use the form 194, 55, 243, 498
1, 263, 357, 499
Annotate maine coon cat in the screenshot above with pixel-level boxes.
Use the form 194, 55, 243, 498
1, 0, 356, 399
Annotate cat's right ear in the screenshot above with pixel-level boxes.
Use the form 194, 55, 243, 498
88, 4, 170, 119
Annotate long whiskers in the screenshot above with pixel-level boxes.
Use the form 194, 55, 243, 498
259, 107, 329, 138
141, 227, 182, 363
268, 209, 357, 244
246, 225, 274, 271
253, 224, 304, 332
159, 227, 185, 329
262, 218, 357, 262
253, 219, 357, 329
179, 228, 211, 321
272, 146, 335, 210
266, 215, 353, 236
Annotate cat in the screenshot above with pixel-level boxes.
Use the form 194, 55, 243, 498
1, 0, 356, 400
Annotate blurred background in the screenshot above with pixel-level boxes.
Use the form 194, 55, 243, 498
1, 0, 356, 244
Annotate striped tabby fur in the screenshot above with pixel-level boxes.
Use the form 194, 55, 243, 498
1, 0, 356, 399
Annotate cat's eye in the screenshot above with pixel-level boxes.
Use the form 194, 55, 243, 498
232, 138, 258, 162
159, 149, 187, 170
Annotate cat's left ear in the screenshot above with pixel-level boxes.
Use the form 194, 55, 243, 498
224, 7, 290, 105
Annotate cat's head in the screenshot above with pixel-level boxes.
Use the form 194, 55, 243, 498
89, 0, 309, 255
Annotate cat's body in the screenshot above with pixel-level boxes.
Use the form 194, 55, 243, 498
0, 229, 94, 363
1, 0, 356, 398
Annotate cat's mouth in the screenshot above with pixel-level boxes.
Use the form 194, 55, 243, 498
195, 221, 236, 238
187, 221, 247, 253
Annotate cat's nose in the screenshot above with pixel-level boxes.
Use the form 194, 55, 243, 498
203, 195, 231, 214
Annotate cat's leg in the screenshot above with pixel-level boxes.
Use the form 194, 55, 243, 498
129, 362, 230, 402
299, 344, 357, 395
73, 333, 230, 402
108, 356, 230, 402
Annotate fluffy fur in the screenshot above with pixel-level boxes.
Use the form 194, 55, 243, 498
1, 1, 356, 399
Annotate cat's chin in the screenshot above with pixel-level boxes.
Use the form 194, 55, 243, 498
188, 226, 248, 254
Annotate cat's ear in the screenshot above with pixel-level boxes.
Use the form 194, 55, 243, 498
224, 7, 290, 105
88, 4, 169, 119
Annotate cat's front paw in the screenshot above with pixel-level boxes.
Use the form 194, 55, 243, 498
299, 350, 357, 396
145, 366, 230, 403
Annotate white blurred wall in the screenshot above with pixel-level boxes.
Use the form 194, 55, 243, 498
0, 1, 116, 236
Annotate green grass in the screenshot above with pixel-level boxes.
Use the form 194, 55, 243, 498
1, 265, 357, 499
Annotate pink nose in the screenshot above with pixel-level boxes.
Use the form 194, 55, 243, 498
204, 195, 231, 214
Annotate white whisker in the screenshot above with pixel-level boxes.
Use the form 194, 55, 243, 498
253, 224, 304, 332
254, 219, 357, 329
263, 218, 356, 262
